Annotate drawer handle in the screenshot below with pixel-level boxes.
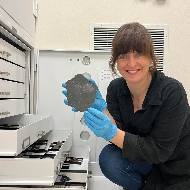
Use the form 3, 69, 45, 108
0, 111, 10, 116
3, 51, 11, 58
0, 71, 10, 76
56, 162, 63, 175
0, 91, 11, 96
22, 136, 30, 150
37, 130, 46, 137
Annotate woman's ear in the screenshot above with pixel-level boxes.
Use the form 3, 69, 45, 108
149, 61, 154, 71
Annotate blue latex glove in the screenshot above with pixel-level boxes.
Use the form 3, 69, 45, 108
62, 82, 78, 112
83, 108, 117, 141
62, 80, 107, 112
90, 88, 107, 112
88, 80, 107, 112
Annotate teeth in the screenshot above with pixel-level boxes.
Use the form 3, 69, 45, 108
127, 70, 137, 74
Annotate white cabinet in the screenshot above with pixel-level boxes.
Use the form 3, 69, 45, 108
0, 2, 89, 190
0, 38, 27, 119
0, 0, 36, 37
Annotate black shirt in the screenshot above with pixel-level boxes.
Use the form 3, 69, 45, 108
106, 71, 190, 189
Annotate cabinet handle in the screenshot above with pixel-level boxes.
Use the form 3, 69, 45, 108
0, 111, 10, 116
56, 162, 63, 175
22, 137, 30, 150
37, 130, 46, 137
0, 71, 10, 76
0, 92, 11, 96
3, 51, 11, 58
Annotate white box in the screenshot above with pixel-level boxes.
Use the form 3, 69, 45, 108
0, 114, 53, 156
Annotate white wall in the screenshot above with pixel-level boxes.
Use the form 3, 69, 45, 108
36, 0, 190, 98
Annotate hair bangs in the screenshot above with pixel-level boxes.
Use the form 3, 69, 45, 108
113, 29, 151, 59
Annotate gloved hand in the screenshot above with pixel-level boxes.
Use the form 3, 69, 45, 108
62, 82, 78, 112
83, 108, 117, 141
62, 80, 107, 112
88, 80, 107, 112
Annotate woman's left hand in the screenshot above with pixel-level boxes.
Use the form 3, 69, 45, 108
83, 108, 118, 141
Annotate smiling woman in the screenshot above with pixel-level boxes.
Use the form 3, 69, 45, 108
62, 22, 190, 190
100, 22, 190, 190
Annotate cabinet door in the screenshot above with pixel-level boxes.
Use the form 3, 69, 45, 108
0, 59, 25, 82
0, 80, 25, 99
0, 99, 25, 119
0, 0, 36, 37
0, 38, 26, 67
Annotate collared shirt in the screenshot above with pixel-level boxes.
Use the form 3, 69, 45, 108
106, 70, 190, 188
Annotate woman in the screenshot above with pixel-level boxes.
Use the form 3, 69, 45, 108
62, 22, 190, 190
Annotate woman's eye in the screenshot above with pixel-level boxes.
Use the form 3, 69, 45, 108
118, 54, 126, 59
117, 52, 143, 60
134, 53, 142, 58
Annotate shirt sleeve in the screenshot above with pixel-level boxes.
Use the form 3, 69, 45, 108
122, 82, 189, 164
106, 80, 125, 130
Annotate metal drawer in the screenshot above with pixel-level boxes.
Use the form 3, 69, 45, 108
0, 59, 25, 82
0, 114, 53, 156
0, 146, 89, 190
0, 38, 26, 67
0, 130, 73, 186
0, 79, 25, 98
0, 99, 25, 119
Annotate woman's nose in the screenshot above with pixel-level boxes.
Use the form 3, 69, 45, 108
127, 54, 136, 66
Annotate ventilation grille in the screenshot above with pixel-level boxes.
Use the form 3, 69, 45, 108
92, 25, 167, 72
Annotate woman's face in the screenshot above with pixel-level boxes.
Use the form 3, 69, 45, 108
116, 51, 152, 84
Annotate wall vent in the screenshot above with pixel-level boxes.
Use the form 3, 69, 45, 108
91, 24, 168, 72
